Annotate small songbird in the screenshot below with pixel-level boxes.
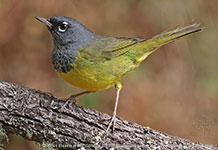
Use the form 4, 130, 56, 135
35, 16, 202, 133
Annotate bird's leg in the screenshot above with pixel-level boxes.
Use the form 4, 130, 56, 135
105, 82, 122, 133
67, 90, 95, 101
59, 90, 95, 112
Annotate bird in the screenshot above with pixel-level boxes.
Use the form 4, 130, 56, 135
35, 16, 202, 133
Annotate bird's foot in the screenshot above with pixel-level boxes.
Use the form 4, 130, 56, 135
104, 115, 117, 135
58, 91, 94, 112
58, 95, 76, 112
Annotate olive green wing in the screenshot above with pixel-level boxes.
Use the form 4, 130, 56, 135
79, 36, 145, 62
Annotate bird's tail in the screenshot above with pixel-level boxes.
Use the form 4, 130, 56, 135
134, 23, 202, 63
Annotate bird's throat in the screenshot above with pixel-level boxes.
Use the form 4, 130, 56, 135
51, 47, 76, 73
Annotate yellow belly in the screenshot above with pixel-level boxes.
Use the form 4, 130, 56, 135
56, 69, 115, 91
56, 55, 138, 91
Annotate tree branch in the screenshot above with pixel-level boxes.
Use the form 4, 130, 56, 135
0, 81, 216, 150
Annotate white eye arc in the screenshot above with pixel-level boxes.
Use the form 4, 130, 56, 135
58, 22, 69, 32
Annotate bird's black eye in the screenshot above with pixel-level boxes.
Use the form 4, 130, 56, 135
58, 22, 68, 32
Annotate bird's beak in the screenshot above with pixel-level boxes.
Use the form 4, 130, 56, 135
35, 16, 53, 27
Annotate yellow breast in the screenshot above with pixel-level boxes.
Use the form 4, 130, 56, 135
56, 69, 114, 91
56, 55, 137, 91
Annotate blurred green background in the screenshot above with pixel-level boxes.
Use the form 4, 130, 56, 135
0, 0, 218, 149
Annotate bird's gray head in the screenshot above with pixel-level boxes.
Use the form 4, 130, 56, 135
36, 16, 97, 73
35, 16, 96, 49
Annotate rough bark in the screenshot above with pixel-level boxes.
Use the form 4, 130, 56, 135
0, 80, 216, 150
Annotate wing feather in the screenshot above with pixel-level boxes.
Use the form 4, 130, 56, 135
79, 36, 145, 62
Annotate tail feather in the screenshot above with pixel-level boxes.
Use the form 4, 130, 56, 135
151, 23, 202, 45
135, 23, 203, 62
